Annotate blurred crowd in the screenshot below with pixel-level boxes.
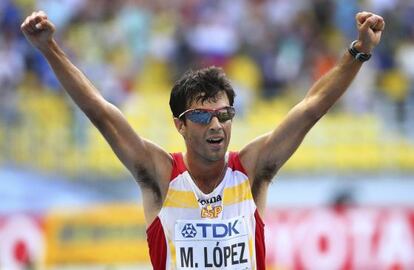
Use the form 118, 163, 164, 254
1, 0, 414, 168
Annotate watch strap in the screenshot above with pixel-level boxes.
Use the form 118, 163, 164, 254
348, 40, 371, 62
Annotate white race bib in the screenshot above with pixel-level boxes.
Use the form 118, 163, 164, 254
174, 216, 251, 269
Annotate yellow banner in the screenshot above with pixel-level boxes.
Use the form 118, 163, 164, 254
44, 204, 149, 264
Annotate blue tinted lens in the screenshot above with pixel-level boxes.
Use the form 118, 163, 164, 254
186, 110, 212, 124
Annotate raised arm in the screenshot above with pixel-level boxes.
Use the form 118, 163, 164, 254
21, 11, 172, 222
239, 12, 385, 211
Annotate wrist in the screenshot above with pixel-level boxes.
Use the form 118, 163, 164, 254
348, 40, 372, 62
38, 39, 58, 54
352, 40, 372, 54
39, 39, 64, 60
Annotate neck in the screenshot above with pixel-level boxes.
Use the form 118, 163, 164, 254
184, 153, 227, 194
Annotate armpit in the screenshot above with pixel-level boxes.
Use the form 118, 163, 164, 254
134, 165, 163, 205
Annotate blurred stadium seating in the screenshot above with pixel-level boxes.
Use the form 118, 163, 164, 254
1, 0, 414, 177
3, 89, 414, 176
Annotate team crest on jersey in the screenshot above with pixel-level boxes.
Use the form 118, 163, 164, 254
201, 204, 222, 218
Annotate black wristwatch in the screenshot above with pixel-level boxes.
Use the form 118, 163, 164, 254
348, 40, 371, 62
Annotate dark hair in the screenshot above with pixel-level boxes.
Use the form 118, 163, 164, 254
169, 66, 235, 118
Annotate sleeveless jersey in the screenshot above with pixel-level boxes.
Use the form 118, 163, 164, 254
147, 152, 266, 270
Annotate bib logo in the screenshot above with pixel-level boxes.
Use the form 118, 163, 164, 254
197, 220, 240, 238
176, 219, 248, 268
181, 224, 197, 238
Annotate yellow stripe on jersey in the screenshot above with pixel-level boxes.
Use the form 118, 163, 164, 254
249, 236, 255, 270
223, 179, 253, 206
163, 189, 199, 208
168, 239, 176, 267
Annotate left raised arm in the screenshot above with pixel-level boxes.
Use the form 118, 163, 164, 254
239, 12, 385, 209
304, 11, 384, 117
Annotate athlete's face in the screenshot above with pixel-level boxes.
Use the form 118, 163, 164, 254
175, 92, 233, 162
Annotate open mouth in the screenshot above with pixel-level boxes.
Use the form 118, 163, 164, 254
206, 138, 224, 144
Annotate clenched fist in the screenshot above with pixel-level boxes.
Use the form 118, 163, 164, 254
21, 11, 56, 51
354, 12, 385, 53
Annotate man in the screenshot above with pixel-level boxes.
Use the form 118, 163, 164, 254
21, 10, 384, 270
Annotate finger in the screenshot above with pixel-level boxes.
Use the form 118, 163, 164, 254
28, 13, 40, 32
33, 10, 48, 26
34, 19, 53, 31
371, 16, 385, 32
360, 15, 380, 32
37, 10, 48, 20
27, 11, 48, 31
21, 18, 35, 34
356, 12, 373, 26
379, 20, 385, 31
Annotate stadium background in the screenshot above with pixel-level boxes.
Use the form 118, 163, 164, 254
1, 0, 414, 269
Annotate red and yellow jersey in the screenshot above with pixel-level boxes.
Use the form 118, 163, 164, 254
147, 152, 265, 270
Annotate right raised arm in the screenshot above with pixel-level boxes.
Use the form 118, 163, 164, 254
21, 11, 172, 218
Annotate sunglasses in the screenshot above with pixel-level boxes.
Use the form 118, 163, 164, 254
178, 106, 236, 125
